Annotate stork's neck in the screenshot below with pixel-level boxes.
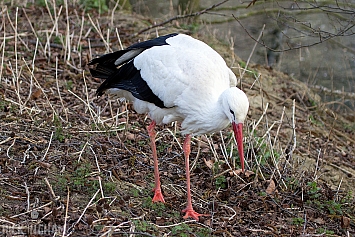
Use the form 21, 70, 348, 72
180, 88, 238, 135
189, 90, 231, 135
209, 99, 231, 133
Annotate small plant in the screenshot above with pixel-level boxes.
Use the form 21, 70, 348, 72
309, 99, 317, 107
212, 161, 228, 189
137, 140, 147, 146
171, 224, 211, 237
238, 61, 258, 77
53, 115, 66, 142
0, 98, 8, 112
285, 177, 300, 191
307, 181, 321, 199
142, 197, 166, 216
132, 219, 148, 232
72, 163, 99, 192
35, 0, 63, 7
53, 35, 63, 45
314, 200, 344, 215
157, 142, 170, 153
215, 175, 227, 189
171, 223, 192, 236
130, 187, 140, 198
316, 228, 335, 235
80, 0, 108, 12
196, 227, 212, 237
131, 219, 157, 233
103, 181, 116, 194
259, 191, 267, 197
251, 134, 281, 174
53, 162, 99, 195
308, 114, 322, 126
180, 23, 200, 33
292, 217, 305, 226
325, 200, 343, 215
65, 80, 73, 91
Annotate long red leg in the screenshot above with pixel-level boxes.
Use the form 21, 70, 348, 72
147, 121, 165, 203
181, 134, 205, 221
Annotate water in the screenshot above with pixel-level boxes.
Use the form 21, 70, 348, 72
130, 0, 355, 112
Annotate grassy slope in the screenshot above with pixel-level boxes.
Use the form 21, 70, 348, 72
0, 1, 354, 236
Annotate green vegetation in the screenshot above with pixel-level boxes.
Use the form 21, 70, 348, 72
316, 228, 335, 235
305, 181, 352, 216
308, 114, 323, 126
212, 161, 228, 189
180, 22, 200, 33
53, 161, 116, 196
259, 191, 267, 197
35, 0, 63, 7
285, 177, 300, 191
142, 197, 166, 216
130, 187, 140, 198
171, 223, 192, 236
171, 223, 212, 237
252, 135, 281, 171
292, 217, 305, 226
215, 175, 227, 189
131, 219, 157, 233
80, 0, 108, 12
307, 181, 321, 199
53, 115, 66, 142
65, 80, 73, 91
53, 35, 63, 45
238, 60, 258, 77
34, 0, 109, 13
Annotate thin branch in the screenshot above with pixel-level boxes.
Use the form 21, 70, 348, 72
131, 0, 230, 37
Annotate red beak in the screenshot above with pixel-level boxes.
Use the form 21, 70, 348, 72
232, 122, 245, 171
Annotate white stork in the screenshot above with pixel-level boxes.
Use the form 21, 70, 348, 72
89, 33, 249, 221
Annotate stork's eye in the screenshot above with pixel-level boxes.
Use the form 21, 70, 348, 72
230, 109, 235, 117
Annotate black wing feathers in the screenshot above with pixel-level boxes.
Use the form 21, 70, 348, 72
96, 61, 165, 108
127, 33, 178, 50
88, 50, 130, 67
89, 33, 178, 108
89, 64, 115, 79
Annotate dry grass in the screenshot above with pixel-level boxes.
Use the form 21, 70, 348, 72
0, 1, 354, 236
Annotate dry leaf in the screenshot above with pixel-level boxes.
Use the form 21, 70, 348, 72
244, 170, 255, 177
313, 217, 325, 225
44, 206, 51, 214
203, 158, 214, 169
229, 169, 243, 175
155, 217, 165, 225
341, 216, 350, 229
229, 169, 255, 176
35, 160, 52, 169
266, 179, 276, 195
85, 214, 93, 225
126, 132, 135, 140
201, 148, 210, 153
30, 89, 42, 100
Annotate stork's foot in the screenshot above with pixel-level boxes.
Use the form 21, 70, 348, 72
152, 188, 165, 203
182, 207, 207, 221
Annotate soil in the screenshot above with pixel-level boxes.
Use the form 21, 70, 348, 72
0, 3, 354, 236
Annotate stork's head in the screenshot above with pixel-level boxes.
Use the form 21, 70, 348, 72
221, 87, 249, 171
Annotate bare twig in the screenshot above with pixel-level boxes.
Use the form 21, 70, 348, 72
240, 24, 265, 80
67, 189, 100, 236
131, 0, 230, 37
62, 186, 70, 237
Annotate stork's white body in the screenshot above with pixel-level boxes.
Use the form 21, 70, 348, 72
89, 33, 249, 221
105, 34, 247, 135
